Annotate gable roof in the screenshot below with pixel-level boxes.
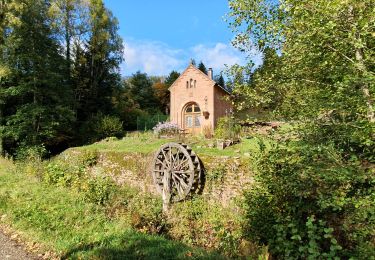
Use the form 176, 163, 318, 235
169, 64, 231, 95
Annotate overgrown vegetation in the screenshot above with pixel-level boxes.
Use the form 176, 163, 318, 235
0, 157, 226, 259
227, 0, 375, 258
0, 145, 264, 258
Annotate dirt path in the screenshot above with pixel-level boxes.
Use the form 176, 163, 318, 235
0, 230, 37, 260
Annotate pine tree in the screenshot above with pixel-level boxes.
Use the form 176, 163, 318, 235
0, 0, 74, 150
198, 61, 208, 74
127, 71, 158, 112
71, 0, 123, 122
215, 74, 225, 88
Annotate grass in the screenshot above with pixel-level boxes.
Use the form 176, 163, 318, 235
77, 134, 176, 154
76, 131, 271, 158
0, 158, 224, 259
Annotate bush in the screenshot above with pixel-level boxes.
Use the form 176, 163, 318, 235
95, 115, 124, 140
168, 198, 246, 257
82, 176, 115, 205
79, 114, 124, 143
244, 140, 375, 258
215, 117, 241, 139
43, 161, 84, 188
153, 121, 180, 137
15, 144, 48, 161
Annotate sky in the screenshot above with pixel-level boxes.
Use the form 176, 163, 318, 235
104, 0, 261, 77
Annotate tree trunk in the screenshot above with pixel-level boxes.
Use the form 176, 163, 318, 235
355, 38, 374, 123
349, 5, 374, 123
64, 2, 71, 78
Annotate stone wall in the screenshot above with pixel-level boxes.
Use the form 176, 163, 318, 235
91, 150, 254, 207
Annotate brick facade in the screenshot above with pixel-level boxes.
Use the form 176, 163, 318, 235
169, 64, 232, 134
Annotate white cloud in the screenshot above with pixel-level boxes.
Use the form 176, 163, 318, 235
192, 43, 244, 72
121, 39, 261, 76
123, 39, 184, 76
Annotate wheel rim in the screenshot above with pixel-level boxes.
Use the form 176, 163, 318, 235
152, 143, 197, 201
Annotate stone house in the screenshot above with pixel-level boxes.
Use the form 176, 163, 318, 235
169, 63, 232, 134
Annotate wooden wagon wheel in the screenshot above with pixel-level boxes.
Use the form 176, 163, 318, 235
152, 143, 202, 204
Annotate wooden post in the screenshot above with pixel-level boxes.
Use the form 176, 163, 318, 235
162, 170, 171, 213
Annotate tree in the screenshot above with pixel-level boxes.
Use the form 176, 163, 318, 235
165, 70, 180, 86
0, 0, 74, 150
198, 61, 208, 74
151, 71, 180, 114
126, 71, 159, 112
72, 0, 123, 122
228, 0, 374, 123
49, 0, 90, 78
230, 47, 283, 119
214, 74, 225, 88
227, 0, 375, 257
152, 81, 168, 113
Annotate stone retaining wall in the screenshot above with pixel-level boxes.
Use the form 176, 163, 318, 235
90, 151, 254, 206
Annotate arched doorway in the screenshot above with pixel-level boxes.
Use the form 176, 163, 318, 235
183, 102, 201, 134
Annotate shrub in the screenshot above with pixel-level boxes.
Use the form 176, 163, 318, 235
153, 121, 180, 137
202, 124, 213, 139
215, 117, 241, 140
79, 114, 124, 143
15, 144, 48, 161
95, 115, 124, 140
43, 161, 84, 188
82, 176, 115, 205
168, 198, 245, 257
244, 140, 375, 258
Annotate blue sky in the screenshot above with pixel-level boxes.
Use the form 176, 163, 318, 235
104, 0, 261, 76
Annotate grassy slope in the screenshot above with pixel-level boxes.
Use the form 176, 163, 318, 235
0, 159, 223, 259
77, 134, 265, 158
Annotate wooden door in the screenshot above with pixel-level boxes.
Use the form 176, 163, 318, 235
183, 103, 201, 134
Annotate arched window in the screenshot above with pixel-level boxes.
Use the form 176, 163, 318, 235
186, 81, 189, 89
184, 103, 201, 129
190, 78, 193, 88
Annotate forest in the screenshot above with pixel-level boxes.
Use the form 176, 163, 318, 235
0, 0, 374, 259
0, 0, 224, 156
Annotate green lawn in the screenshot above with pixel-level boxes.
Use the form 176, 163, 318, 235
76, 132, 269, 158
0, 158, 224, 259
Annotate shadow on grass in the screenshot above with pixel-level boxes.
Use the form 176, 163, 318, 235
61, 230, 223, 260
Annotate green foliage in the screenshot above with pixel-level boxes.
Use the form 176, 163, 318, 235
244, 140, 375, 258
116, 189, 165, 234
0, 159, 222, 259
168, 197, 245, 257
228, 0, 375, 123
78, 114, 124, 143
206, 164, 226, 183
82, 176, 115, 205
215, 116, 241, 139
126, 71, 159, 112
43, 161, 83, 187
42, 149, 115, 207
94, 115, 124, 140
15, 144, 48, 161
164, 70, 180, 87
1, 0, 75, 150
214, 74, 225, 88
229, 48, 283, 120
197, 61, 208, 74
136, 113, 169, 131
0, 0, 125, 155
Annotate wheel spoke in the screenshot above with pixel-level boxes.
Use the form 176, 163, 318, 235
172, 175, 186, 198
152, 143, 200, 202
161, 149, 171, 168
173, 174, 189, 189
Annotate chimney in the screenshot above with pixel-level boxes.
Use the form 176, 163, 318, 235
208, 68, 213, 80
